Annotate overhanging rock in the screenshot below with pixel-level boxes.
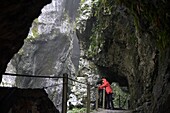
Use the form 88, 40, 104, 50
0, 0, 51, 82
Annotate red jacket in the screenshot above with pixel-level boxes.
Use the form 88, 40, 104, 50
98, 78, 113, 94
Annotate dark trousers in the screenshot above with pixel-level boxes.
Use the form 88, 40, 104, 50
106, 93, 114, 109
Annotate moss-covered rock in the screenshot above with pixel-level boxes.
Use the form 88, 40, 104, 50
76, 0, 170, 113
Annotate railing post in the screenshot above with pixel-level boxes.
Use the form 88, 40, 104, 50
102, 88, 105, 109
86, 83, 90, 113
119, 94, 120, 108
128, 99, 130, 109
95, 87, 98, 110
62, 73, 68, 113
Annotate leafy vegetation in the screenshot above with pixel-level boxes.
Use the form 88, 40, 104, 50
67, 108, 86, 113
111, 83, 129, 109
89, 0, 113, 55
80, 0, 115, 58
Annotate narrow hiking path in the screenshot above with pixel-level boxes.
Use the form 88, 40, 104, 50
91, 108, 132, 113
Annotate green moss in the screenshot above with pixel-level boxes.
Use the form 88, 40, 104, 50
79, 0, 170, 59
34, 18, 38, 23
26, 18, 39, 42
81, 0, 85, 3
67, 108, 86, 113
157, 30, 170, 50
32, 25, 38, 38
18, 48, 24, 55
84, 0, 115, 58
32, 18, 39, 37
116, 0, 170, 50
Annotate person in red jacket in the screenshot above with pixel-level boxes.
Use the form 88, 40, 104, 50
98, 78, 114, 109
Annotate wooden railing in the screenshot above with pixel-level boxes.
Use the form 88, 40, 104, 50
3, 73, 128, 113
3, 73, 92, 113
62, 73, 91, 113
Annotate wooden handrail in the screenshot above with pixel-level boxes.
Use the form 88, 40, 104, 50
102, 88, 105, 109
86, 83, 90, 113
62, 73, 68, 113
95, 87, 99, 110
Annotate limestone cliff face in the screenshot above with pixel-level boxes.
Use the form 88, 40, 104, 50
0, 0, 51, 82
2, 0, 80, 111
76, 0, 170, 113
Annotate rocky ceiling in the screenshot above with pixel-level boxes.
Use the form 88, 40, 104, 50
0, 0, 51, 82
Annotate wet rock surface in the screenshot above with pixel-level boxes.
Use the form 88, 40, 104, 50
0, 0, 51, 82
76, 0, 170, 113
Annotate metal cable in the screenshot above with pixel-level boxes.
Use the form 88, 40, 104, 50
3, 73, 96, 88
68, 83, 87, 89
3, 73, 63, 79
68, 77, 87, 85
43, 83, 61, 89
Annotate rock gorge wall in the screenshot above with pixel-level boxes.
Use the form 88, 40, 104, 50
1, 0, 97, 111
0, 0, 51, 82
76, 0, 170, 113
0, 0, 169, 113
2, 0, 80, 112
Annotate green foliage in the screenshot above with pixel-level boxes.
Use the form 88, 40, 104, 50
87, 31, 104, 57
112, 83, 129, 109
67, 108, 86, 113
86, 0, 114, 58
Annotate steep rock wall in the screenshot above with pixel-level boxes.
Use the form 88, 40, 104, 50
0, 0, 51, 82
76, 0, 170, 113
2, 0, 80, 111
